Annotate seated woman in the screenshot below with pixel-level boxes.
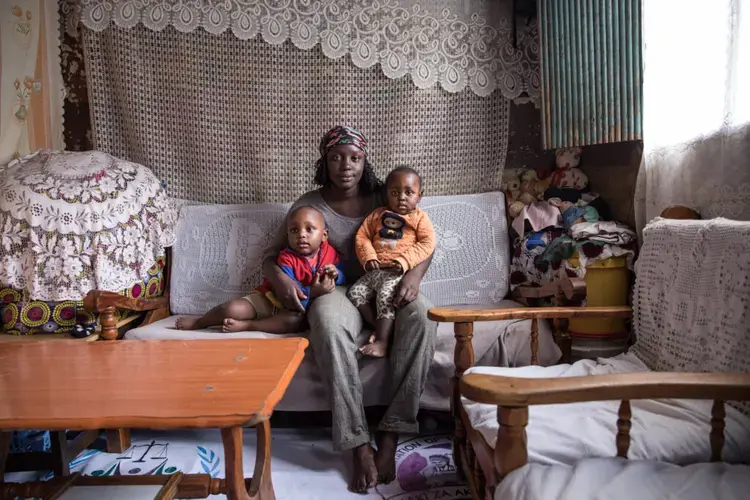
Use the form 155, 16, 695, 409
261, 126, 437, 492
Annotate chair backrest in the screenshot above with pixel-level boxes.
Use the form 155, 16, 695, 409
631, 217, 750, 414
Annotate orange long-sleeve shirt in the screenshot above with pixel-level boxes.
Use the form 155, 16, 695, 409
354, 207, 436, 272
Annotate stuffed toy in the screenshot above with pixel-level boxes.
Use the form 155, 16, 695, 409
551, 147, 589, 190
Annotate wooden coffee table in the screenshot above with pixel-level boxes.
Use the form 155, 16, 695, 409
0, 338, 308, 500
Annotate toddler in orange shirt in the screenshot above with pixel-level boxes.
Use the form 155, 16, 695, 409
348, 167, 435, 357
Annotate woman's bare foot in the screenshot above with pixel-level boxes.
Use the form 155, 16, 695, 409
375, 432, 398, 484
174, 317, 200, 330
222, 318, 255, 332
359, 339, 388, 358
349, 443, 378, 493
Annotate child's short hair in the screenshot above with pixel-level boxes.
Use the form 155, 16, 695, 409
287, 205, 327, 228
385, 166, 423, 189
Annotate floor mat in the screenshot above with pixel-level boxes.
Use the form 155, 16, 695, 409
6, 429, 469, 499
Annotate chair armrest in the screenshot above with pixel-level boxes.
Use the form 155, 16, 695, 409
82, 290, 170, 341
460, 371, 750, 406
428, 305, 632, 323
83, 290, 169, 313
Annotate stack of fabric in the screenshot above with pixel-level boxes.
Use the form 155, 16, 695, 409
503, 149, 637, 294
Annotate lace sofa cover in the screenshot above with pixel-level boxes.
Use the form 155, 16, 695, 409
169, 191, 510, 314
0, 150, 176, 334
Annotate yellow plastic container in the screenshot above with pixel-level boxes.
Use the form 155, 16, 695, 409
567, 253, 629, 338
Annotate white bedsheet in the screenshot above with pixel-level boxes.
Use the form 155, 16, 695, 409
495, 458, 750, 500
462, 353, 750, 465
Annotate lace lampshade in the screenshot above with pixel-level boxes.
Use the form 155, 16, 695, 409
0, 149, 176, 334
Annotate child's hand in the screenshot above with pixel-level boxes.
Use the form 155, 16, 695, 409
365, 260, 380, 272
320, 264, 339, 281
391, 261, 403, 274
310, 271, 336, 298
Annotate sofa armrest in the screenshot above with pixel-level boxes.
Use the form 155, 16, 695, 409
460, 370, 750, 480
82, 290, 170, 341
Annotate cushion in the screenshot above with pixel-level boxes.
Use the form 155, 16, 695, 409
461, 353, 750, 465
168, 192, 509, 315
126, 300, 560, 411
495, 458, 750, 500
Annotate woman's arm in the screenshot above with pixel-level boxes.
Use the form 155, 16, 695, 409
393, 251, 433, 308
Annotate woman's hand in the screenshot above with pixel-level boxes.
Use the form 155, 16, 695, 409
268, 270, 306, 312
392, 253, 433, 308
310, 270, 336, 298
365, 260, 380, 272
393, 271, 420, 308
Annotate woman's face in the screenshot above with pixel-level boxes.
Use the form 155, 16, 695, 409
326, 144, 365, 191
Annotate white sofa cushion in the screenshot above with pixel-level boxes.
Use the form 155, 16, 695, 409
495, 457, 750, 500
462, 353, 750, 466
168, 192, 510, 315
126, 301, 560, 411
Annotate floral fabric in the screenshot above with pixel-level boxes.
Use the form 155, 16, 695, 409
1, 256, 165, 335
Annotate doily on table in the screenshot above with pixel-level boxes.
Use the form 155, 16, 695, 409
0, 149, 176, 301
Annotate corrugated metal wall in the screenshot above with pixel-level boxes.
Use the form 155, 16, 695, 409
538, 0, 643, 150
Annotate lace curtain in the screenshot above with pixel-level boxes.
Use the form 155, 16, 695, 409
0, 0, 64, 165
75, 0, 532, 203
634, 0, 750, 233
74, 0, 539, 99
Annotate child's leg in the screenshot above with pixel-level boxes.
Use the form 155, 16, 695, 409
348, 272, 380, 333
174, 298, 256, 330
348, 273, 378, 315
359, 274, 402, 358
222, 311, 307, 334
357, 303, 377, 329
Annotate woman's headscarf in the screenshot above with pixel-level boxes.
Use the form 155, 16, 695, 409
319, 126, 369, 157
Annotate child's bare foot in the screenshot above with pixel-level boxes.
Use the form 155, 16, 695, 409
222, 318, 255, 332
359, 339, 388, 358
174, 317, 200, 330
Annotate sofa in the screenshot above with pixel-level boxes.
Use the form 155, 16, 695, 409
86, 191, 562, 413
428, 216, 750, 499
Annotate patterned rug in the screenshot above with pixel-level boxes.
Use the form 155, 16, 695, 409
5, 429, 469, 499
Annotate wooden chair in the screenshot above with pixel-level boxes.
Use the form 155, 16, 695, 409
426, 207, 750, 499
428, 304, 633, 496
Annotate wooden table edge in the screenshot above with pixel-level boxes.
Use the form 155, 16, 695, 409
253, 337, 309, 417
0, 337, 310, 432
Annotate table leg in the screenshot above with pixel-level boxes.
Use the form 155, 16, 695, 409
105, 429, 131, 453
50, 431, 71, 477
1, 431, 10, 483
248, 421, 274, 500
220, 422, 274, 500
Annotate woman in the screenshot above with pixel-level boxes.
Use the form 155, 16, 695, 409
262, 126, 436, 492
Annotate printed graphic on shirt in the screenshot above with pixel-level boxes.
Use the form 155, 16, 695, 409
378, 211, 406, 249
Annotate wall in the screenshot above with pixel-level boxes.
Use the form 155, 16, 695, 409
505, 101, 643, 229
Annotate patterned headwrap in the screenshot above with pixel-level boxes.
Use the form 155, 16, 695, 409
319, 126, 369, 157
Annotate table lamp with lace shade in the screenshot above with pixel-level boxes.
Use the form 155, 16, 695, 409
0, 150, 176, 337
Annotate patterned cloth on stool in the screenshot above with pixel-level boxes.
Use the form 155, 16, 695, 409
0, 149, 176, 335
